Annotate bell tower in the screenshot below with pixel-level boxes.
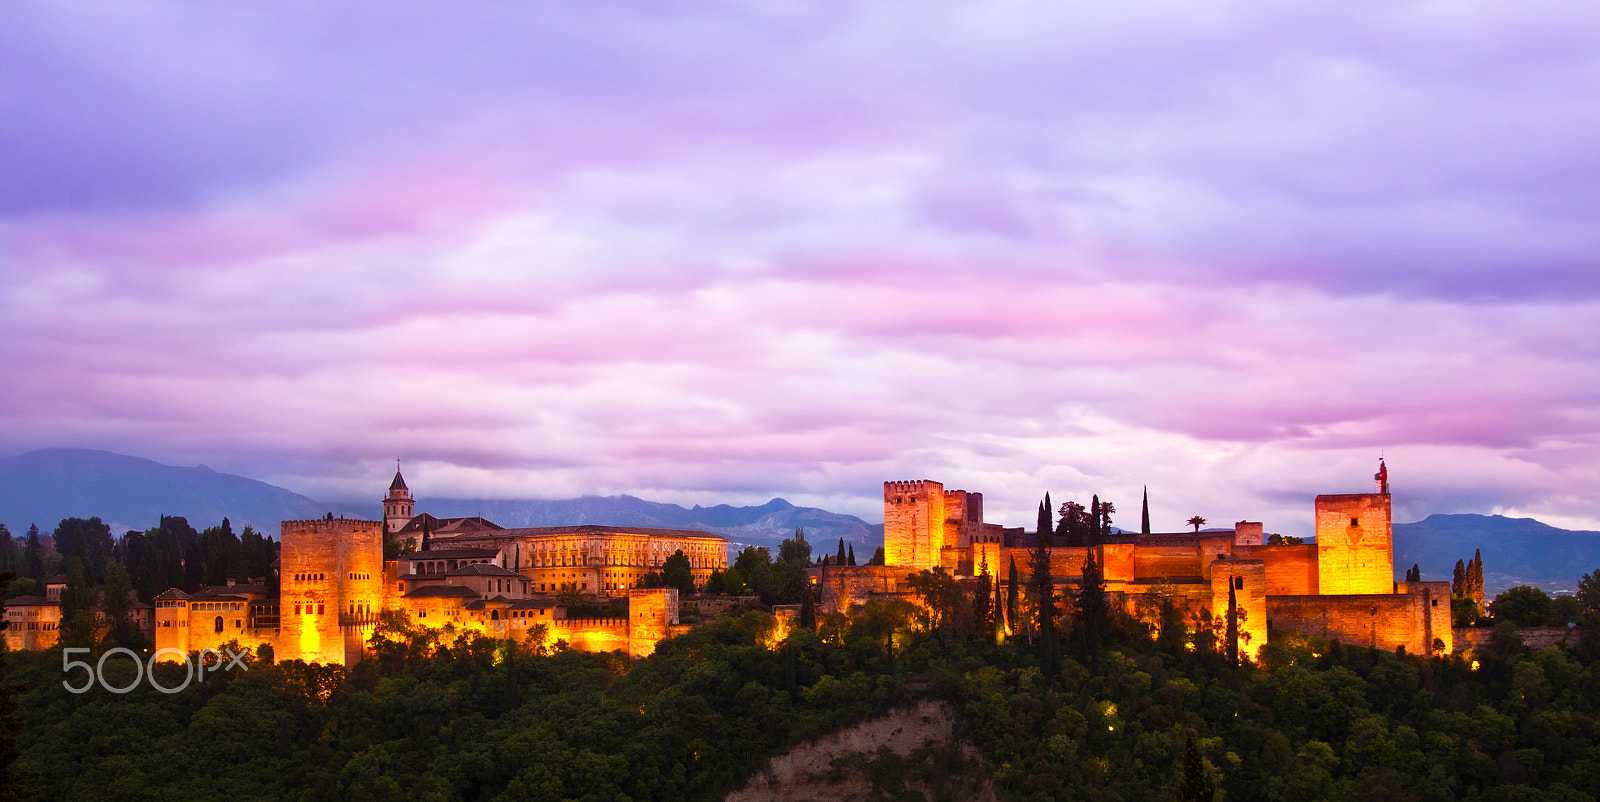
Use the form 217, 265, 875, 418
383, 466, 414, 535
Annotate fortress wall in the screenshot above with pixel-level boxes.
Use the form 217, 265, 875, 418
1210, 559, 1268, 661
1235, 544, 1319, 595
551, 620, 629, 653
971, 542, 1003, 577
1396, 581, 1453, 654
816, 566, 905, 614
1315, 494, 1392, 595
1267, 592, 1434, 654
885, 481, 944, 571
1452, 626, 1579, 655
1101, 544, 1137, 584
627, 587, 678, 658
1133, 545, 1205, 580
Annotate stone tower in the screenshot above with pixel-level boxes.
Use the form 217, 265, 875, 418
279, 517, 384, 665
383, 469, 414, 535
1314, 489, 1393, 595
884, 480, 946, 570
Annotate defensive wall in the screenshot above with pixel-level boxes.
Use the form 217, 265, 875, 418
1266, 581, 1451, 655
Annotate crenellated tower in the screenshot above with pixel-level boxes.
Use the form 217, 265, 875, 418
884, 480, 946, 570
280, 516, 384, 665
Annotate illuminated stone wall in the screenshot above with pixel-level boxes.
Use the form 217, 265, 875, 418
884, 480, 945, 570
1235, 543, 1319, 596
1210, 558, 1268, 661
1266, 584, 1448, 655
626, 587, 679, 658
279, 518, 384, 665
815, 565, 906, 614
1314, 493, 1393, 595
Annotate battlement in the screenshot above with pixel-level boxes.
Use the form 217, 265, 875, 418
282, 518, 382, 531
884, 480, 936, 497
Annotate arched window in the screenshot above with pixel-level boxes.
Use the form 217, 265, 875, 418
213, 616, 224, 633
491, 610, 499, 621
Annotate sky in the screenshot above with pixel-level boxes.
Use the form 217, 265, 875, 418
2, 1, 1598, 536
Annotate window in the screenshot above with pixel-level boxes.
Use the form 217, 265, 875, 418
214, 616, 224, 633
316, 603, 324, 615
1350, 517, 1359, 527
1233, 577, 1244, 590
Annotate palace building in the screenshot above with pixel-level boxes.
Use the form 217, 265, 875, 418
7, 469, 726, 662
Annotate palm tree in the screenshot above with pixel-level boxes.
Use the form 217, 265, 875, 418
1187, 515, 1207, 533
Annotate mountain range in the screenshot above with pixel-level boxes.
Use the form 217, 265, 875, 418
0, 449, 879, 553
2, 448, 1595, 593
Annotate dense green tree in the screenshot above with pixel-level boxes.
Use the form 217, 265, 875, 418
56, 557, 96, 649
98, 562, 144, 650
52, 517, 114, 584
778, 528, 810, 565
1027, 521, 1057, 678
1077, 549, 1110, 654
868, 546, 885, 566
701, 567, 748, 596
0, 570, 25, 802
1490, 585, 1554, 626
1577, 568, 1600, 614
22, 525, 45, 581
661, 549, 696, 597
1056, 500, 1089, 546
0, 525, 17, 574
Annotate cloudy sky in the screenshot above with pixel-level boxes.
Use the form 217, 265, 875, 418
2, 1, 1597, 536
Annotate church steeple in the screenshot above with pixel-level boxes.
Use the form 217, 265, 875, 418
383, 463, 415, 534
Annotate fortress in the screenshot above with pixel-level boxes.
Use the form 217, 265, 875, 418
9, 462, 1453, 664
818, 463, 1452, 659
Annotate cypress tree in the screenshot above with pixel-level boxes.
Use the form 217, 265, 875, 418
1452, 559, 1466, 596
1036, 496, 1052, 544
1028, 527, 1056, 677
1225, 580, 1240, 666
847, 544, 856, 566
975, 569, 993, 645
1090, 495, 1101, 546
1006, 557, 1020, 637
836, 538, 846, 565
1141, 486, 1151, 535
1077, 548, 1109, 655
800, 584, 817, 629
22, 525, 43, 581
1179, 728, 1215, 801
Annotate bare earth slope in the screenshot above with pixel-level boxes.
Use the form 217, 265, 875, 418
726, 699, 996, 802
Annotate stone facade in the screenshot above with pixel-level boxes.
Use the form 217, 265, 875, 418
1314, 493, 1393, 595
884, 480, 946, 571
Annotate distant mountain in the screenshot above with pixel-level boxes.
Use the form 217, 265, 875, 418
419, 496, 882, 554
0, 449, 882, 552
0, 448, 329, 535
1394, 514, 1600, 595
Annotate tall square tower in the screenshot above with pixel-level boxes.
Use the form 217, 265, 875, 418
280, 517, 385, 665
884, 480, 945, 570
1314, 493, 1393, 595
